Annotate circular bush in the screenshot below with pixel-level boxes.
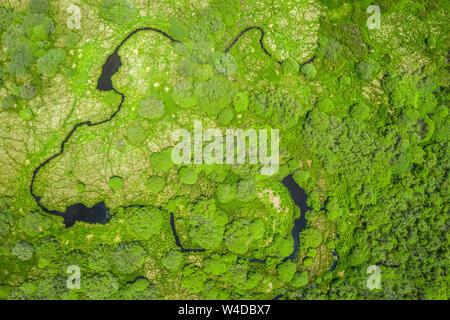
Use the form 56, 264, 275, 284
301, 63, 317, 80
127, 206, 163, 240
350, 103, 370, 120
150, 148, 174, 172
316, 99, 334, 113
277, 261, 297, 282
108, 176, 124, 190
178, 167, 198, 185
19, 109, 33, 121
214, 53, 236, 76
113, 242, 146, 274
88, 245, 113, 272
426, 36, 436, 48
162, 250, 184, 272
2, 96, 16, 110
19, 84, 36, 99
233, 92, 249, 113
216, 184, 235, 203
281, 58, 300, 74
339, 75, 351, 86
84, 272, 119, 299
173, 80, 197, 109
146, 176, 165, 193
76, 182, 86, 193
126, 124, 147, 146
12, 242, 34, 261
355, 60, 375, 81
137, 97, 165, 120
292, 271, 309, 288
99, 0, 136, 25
217, 108, 233, 125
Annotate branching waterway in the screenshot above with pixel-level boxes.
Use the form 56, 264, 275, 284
29, 26, 314, 266
27, 25, 338, 297
30, 26, 281, 226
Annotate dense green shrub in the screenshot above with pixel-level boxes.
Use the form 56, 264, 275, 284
62, 250, 88, 273
172, 80, 198, 109
84, 272, 119, 299
0, 7, 14, 32
161, 250, 184, 272
17, 84, 36, 99
29, 0, 50, 14
146, 176, 165, 193
272, 235, 293, 258
189, 198, 228, 250
99, 0, 136, 25
217, 108, 234, 125
281, 58, 300, 74
221, 263, 259, 292
37, 48, 66, 77
316, 98, 334, 113
233, 92, 249, 113
201, 281, 229, 300
121, 278, 159, 300
301, 63, 317, 80
355, 60, 375, 81
113, 242, 147, 274
137, 97, 166, 120
108, 176, 124, 190
1, 95, 16, 110
216, 184, 235, 203
9, 276, 67, 300
349, 103, 370, 120
36, 237, 61, 268
181, 264, 207, 293
88, 245, 113, 272
277, 261, 296, 282
22, 211, 52, 237
204, 253, 235, 276
249, 93, 273, 118
6, 43, 34, 75
323, 40, 342, 59
178, 167, 198, 185
223, 219, 263, 254
292, 271, 309, 288
249, 90, 301, 128
300, 228, 323, 248
235, 178, 256, 202
214, 53, 236, 76
0, 209, 13, 236
271, 91, 301, 129
325, 198, 344, 221
126, 124, 147, 146
150, 148, 174, 172
169, 17, 187, 41
127, 206, 163, 240
198, 77, 234, 117
12, 241, 34, 261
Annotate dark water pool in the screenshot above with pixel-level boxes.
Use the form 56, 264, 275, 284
281, 174, 311, 261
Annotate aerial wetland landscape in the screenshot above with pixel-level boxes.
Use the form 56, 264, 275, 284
0, 0, 448, 301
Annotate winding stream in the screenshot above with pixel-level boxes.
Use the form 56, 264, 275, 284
29, 25, 317, 260
29, 26, 279, 227
27, 25, 338, 296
